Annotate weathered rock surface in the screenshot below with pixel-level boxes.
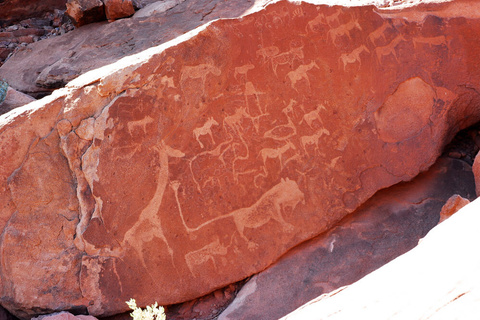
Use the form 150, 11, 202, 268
0, 0, 266, 97
1, 0, 480, 318
217, 156, 476, 320
282, 195, 480, 319
473, 152, 480, 196
0, 0, 67, 26
66, 0, 106, 27
0, 87, 36, 115
32, 312, 96, 320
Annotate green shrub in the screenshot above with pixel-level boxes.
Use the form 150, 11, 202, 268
126, 298, 166, 320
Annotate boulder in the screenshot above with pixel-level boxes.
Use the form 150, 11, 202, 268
217, 156, 476, 320
0, 0, 67, 26
104, 0, 135, 22
0, 86, 36, 115
65, 0, 106, 27
2, 0, 480, 318
281, 195, 480, 319
32, 313, 97, 320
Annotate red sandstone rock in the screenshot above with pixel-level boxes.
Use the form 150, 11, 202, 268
66, 0, 106, 27
218, 157, 476, 320
473, 152, 480, 196
0, 0, 67, 26
2, 0, 480, 318
0, 86, 36, 114
439, 194, 470, 223
104, 0, 135, 21
282, 196, 480, 319
32, 312, 97, 320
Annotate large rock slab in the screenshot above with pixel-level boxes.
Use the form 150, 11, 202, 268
2, 0, 480, 318
282, 194, 480, 319
217, 156, 476, 320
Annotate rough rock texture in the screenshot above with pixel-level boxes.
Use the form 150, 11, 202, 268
0, 0, 266, 97
32, 313, 96, 320
0, 0, 67, 26
439, 194, 470, 223
473, 152, 480, 196
282, 196, 480, 319
104, 0, 135, 22
66, 0, 106, 27
2, 0, 480, 318
217, 156, 476, 320
0, 87, 36, 115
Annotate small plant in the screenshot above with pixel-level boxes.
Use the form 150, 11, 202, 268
0, 79, 8, 104
126, 298, 166, 320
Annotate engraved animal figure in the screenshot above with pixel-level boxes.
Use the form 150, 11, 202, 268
306, 12, 326, 33
412, 35, 447, 49
193, 117, 219, 148
368, 21, 392, 45
286, 61, 319, 90
172, 177, 304, 251
300, 128, 330, 154
325, 8, 342, 26
263, 116, 297, 141
122, 141, 185, 271
339, 45, 370, 71
375, 34, 407, 63
300, 104, 326, 128
184, 236, 232, 277
234, 64, 255, 80
256, 46, 280, 62
260, 140, 297, 170
245, 81, 266, 114
127, 116, 154, 136
271, 46, 304, 75
328, 17, 362, 44
180, 64, 221, 94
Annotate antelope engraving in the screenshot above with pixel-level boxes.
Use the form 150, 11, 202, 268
375, 34, 407, 63
328, 17, 362, 44
300, 104, 326, 128
234, 64, 255, 80
180, 64, 221, 94
271, 46, 304, 75
172, 178, 305, 250
184, 236, 233, 277
193, 117, 219, 148
367, 21, 392, 45
286, 61, 319, 90
305, 12, 326, 33
256, 46, 280, 62
339, 45, 370, 71
127, 116, 154, 136
412, 35, 447, 48
325, 8, 342, 26
300, 128, 330, 154
260, 140, 297, 170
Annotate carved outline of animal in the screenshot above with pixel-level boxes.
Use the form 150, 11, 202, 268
259, 140, 297, 170
286, 61, 319, 90
234, 64, 255, 80
263, 116, 297, 141
256, 46, 280, 63
412, 35, 448, 49
325, 8, 342, 26
172, 178, 304, 250
367, 21, 392, 45
300, 104, 326, 128
305, 12, 326, 33
339, 45, 370, 71
184, 235, 233, 277
127, 116, 155, 136
375, 34, 407, 63
193, 117, 219, 148
300, 128, 330, 154
180, 64, 221, 94
327, 17, 362, 44
270, 46, 304, 75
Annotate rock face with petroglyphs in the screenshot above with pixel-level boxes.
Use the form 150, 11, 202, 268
1, 0, 480, 318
